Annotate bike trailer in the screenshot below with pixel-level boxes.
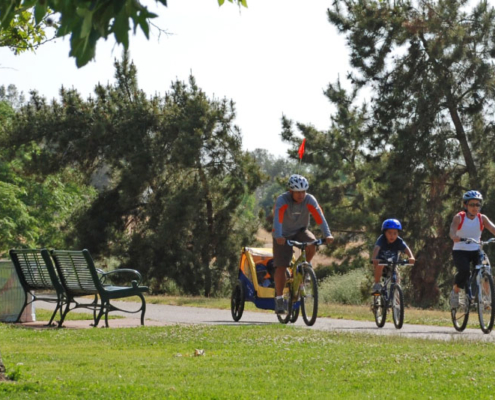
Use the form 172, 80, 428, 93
237, 247, 296, 311
238, 247, 276, 310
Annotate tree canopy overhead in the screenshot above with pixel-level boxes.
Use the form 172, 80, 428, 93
0, 0, 247, 67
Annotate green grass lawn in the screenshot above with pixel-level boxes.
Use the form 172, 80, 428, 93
1, 323, 494, 399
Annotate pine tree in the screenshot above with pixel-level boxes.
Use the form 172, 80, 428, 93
6, 53, 264, 296
283, 0, 495, 305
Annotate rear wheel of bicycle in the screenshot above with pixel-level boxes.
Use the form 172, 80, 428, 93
391, 285, 404, 329
301, 266, 318, 326
290, 305, 300, 323
373, 293, 387, 328
477, 272, 495, 334
277, 291, 293, 324
451, 287, 469, 332
231, 279, 245, 322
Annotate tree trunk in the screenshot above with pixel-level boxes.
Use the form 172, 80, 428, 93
411, 173, 449, 306
446, 95, 479, 188
198, 166, 213, 297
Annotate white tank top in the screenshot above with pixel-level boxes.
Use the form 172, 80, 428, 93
453, 212, 483, 251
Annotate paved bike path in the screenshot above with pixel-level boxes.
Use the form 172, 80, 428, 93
29, 301, 495, 342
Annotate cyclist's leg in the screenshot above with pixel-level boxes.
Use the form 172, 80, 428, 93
452, 250, 471, 293
295, 229, 316, 262
374, 264, 385, 285
274, 267, 288, 296
273, 237, 293, 313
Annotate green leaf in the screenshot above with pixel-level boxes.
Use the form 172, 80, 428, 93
113, 9, 130, 48
34, 4, 48, 25
218, 0, 225, 5
80, 10, 93, 38
136, 14, 149, 39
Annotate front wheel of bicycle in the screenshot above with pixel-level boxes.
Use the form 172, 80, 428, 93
290, 305, 300, 323
451, 287, 469, 332
391, 285, 404, 329
477, 272, 495, 334
301, 266, 318, 326
231, 279, 245, 322
373, 293, 387, 328
277, 291, 293, 324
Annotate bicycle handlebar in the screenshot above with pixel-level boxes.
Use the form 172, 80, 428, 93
370, 259, 412, 266
286, 238, 326, 248
461, 237, 495, 245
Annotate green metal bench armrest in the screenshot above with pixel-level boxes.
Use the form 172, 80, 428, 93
100, 269, 142, 285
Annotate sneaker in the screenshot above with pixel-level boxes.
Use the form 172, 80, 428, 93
450, 290, 459, 309
275, 297, 287, 314
371, 283, 382, 294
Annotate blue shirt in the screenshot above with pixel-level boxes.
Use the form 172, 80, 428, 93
375, 235, 407, 261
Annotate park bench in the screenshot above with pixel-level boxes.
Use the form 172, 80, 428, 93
49, 249, 148, 327
9, 249, 66, 326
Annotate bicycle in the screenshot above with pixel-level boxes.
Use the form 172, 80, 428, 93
371, 257, 411, 329
451, 237, 495, 334
277, 238, 324, 326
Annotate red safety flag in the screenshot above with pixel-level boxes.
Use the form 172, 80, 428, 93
298, 138, 306, 160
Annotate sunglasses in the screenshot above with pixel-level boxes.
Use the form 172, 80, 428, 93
468, 203, 482, 207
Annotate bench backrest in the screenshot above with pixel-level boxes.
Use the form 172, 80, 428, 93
50, 249, 101, 296
9, 249, 63, 293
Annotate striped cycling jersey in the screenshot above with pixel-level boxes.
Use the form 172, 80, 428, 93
272, 192, 331, 238
453, 211, 484, 251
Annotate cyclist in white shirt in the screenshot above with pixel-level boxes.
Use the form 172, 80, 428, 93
449, 190, 495, 308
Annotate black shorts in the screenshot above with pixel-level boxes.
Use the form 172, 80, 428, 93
452, 250, 479, 288
272, 229, 316, 268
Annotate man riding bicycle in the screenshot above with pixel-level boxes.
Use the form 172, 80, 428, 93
272, 174, 333, 314
449, 190, 495, 308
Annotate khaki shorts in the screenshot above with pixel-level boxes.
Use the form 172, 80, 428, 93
273, 229, 316, 267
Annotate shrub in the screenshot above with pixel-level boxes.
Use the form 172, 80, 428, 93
319, 268, 368, 305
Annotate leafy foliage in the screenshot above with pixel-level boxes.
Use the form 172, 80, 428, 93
5, 54, 264, 296
0, 7, 52, 54
283, 0, 495, 306
0, 0, 247, 67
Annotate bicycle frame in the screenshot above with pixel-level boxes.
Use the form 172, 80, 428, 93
376, 258, 408, 307
451, 237, 495, 333
279, 238, 325, 326
461, 238, 494, 307
372, 257, 411, 329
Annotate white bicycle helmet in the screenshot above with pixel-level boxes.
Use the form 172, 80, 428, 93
288, 174, 309, 192
463, 190, 483, 204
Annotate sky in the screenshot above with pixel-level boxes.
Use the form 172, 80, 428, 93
0, 0, 351, 158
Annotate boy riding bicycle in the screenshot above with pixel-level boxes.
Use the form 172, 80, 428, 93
449, 190, 495, 308
371, 219, 415, 294
272, 174, 333, 314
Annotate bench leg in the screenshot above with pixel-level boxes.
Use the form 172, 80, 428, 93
138, 293, 146, 326
48, 303, 61, 327
94, 299, 108, 328
58, 300, 73, 327
15, 291, 29, 323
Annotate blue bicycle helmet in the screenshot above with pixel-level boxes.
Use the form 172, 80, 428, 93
463, 190, 483, 204
382, 219, 402, 232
